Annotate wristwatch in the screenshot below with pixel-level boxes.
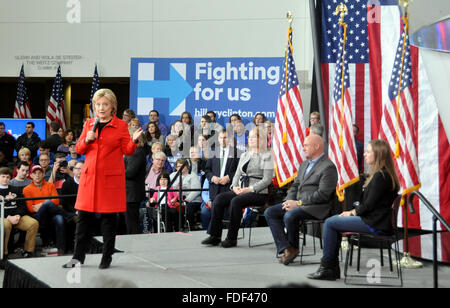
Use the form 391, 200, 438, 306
297, 200, 302, 207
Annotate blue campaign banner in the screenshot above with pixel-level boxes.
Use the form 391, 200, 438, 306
129, 57, 283, 128
0, 118, 46, 156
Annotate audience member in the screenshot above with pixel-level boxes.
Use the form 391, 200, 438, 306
306, 112, 321, 136
15, 121, 41, 159
0, 122, 16, 163
264, 120, 274, 148
23, 165, 67, 255
165, 134, 183, 171
0, 150, 10, 168
144, 121, 165, 147
197, 134, 211, 159
187, 146, 206, 184
13, 147, 34, 178
57, 129, 75, 154
149, 172, 179, 232
204, 130, 240, 211
148, 109, 168, 137
202, 127, 273, 248
228, 114, 247, 154
310, 123, 324, 137
206, 110, 224, 133
252, 113, 267, 128
37, 153, 53, 181
200, 178, 212, 230
145, 151, 168, 193
0, 167, 39, 259
45, 121, 63, 154
66, 141, 85, 162
9, 161, 31, 191
128, 118, 141, 131
308, 139, 400, 281
264, 134, 338, 265
32, 141, 55, 165
49, 152, 73, 190
60, 160, 83, 216
170, 158, 202, 230
122, 109, 136, 124
147, 142, 173, 173
124, 129, 149, 234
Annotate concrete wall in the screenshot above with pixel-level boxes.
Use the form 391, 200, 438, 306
0, 0, 314, 80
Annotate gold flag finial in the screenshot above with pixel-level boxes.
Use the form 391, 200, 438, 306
286, 11, 293, 27
334, 3, 348, 23
399, 0, 409, 10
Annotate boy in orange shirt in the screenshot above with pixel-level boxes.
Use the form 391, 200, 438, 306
23, 165, 66, 255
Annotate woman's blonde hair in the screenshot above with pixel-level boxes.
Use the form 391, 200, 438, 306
128, 117, 141, 128
364, 139, 400, 192
248, 126, 268, 153
92, 88, 118, 115
18, 147, 31, 157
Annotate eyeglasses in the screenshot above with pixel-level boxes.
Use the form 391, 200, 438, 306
73, 167, 82, 170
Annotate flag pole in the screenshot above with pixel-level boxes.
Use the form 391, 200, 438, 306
309, 0, 327, 141
282, 12, 293, 144
396, 0, 423, 270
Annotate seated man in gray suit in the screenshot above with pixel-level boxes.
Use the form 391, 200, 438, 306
265, 134, 338, 265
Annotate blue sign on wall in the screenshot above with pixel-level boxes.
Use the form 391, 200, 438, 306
0, 118, 46, 156
129, 57, 283, 128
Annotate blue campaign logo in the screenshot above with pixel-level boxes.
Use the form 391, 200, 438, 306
130, 57, 283, 127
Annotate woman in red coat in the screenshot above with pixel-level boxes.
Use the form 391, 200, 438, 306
63, 88, 143, 269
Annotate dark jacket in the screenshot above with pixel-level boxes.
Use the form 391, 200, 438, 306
60, 177, 79, 213
0, 133, 16, 162
205, 147, 240, 202
45, 133, 63, 154
286, 155, 338, 220
355, 169, 398, 232
16, 132, 41, 159
125, 144, 149, 203
0, 185, 28, 217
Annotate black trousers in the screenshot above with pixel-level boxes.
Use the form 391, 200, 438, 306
73, 210, 117, 262
209, 190, 267, 240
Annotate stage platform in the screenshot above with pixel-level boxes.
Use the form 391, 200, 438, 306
2, 227, 450, 288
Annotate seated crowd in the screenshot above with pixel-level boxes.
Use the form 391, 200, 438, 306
0, 111, 398, 283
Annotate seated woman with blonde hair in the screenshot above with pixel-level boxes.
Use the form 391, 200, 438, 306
307, 139, 400, 281
201, 127, 273, 248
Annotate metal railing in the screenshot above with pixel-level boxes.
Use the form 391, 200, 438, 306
408, 190, 450, 288
1, 194, 77, 261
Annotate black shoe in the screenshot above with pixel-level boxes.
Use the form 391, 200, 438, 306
21, 250, 34, 258
62, 259, 83, 268
99, 256, 112, 269
221, 239, 237, 248
307, 258, 340, 281
201, 236, 221, 246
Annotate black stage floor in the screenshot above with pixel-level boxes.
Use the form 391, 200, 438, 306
2, 227, 450, 288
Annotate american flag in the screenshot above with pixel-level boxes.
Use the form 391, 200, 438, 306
379, 11, 421, 200
13, 64, 32, 119
273, 26, 306, 187
46, 66, 67, 130
89, 65, 99, 118
320, 0, 450, 230
327, 9, 359, 201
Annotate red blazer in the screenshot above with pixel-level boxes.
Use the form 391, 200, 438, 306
75, 115, 137, 213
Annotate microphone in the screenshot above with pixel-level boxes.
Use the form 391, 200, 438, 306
92, 117, 100, 132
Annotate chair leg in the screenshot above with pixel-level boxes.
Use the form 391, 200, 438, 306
388, 247, 393, 272
380, 248, 384, 267
357, 237, 361, 272
349, 240, 354, 266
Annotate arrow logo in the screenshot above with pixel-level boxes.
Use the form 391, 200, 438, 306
138, 64, 193, 114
